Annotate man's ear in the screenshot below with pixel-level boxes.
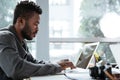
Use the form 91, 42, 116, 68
17, 17, 25, 27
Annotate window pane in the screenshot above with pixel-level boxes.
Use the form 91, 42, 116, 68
49, 42, 117, 64
49, 0, 120, 65
27, 39, 36, 58
0, 0, 18, 28
50, 43, 83, 62
49, 0, 69, 5
49, 0, 120, 38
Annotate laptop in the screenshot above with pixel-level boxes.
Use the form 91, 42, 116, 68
109, 43, 120, 74
74, 42, 100, 69
109, 43, 120, 68
64, 42, 100, 80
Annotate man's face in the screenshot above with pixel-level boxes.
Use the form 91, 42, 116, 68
21, 13, 40, 40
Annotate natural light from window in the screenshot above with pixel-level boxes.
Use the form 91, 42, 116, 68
49, 0, 119, 63
100, 12, 120, 38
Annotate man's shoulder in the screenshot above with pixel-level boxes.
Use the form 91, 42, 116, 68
0, 27, 12, 34
0, 27, 14, 37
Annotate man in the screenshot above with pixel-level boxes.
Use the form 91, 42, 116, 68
0, 1, 75, 80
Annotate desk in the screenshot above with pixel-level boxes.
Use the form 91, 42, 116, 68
31, 75, 68, 80
31, 69, 92, 80
31, 74, 92, 80
30, 68, 120, 80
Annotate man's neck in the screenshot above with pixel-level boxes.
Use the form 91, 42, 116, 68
14, 24, 24, 42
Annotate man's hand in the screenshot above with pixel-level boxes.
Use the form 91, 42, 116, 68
57, 59, 76, 70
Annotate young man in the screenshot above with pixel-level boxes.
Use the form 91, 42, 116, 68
0, 1, 75, 80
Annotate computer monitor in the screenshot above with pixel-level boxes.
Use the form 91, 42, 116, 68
75, 42, 99, 69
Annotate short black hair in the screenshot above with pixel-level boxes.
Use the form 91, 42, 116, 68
13, 0, 42, 24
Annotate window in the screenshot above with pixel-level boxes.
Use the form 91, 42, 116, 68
49, 20, 70, 38
49, 0, 120, 64
0, 0, 18, 28
49, 0, 69, 5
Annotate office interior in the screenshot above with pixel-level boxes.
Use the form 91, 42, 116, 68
1, 0, 120, 79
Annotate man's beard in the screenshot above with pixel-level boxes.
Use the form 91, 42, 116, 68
21, 22, 32, 40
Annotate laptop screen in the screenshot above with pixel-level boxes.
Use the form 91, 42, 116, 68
75, 42, 99, 69
109, 43, 120, 68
